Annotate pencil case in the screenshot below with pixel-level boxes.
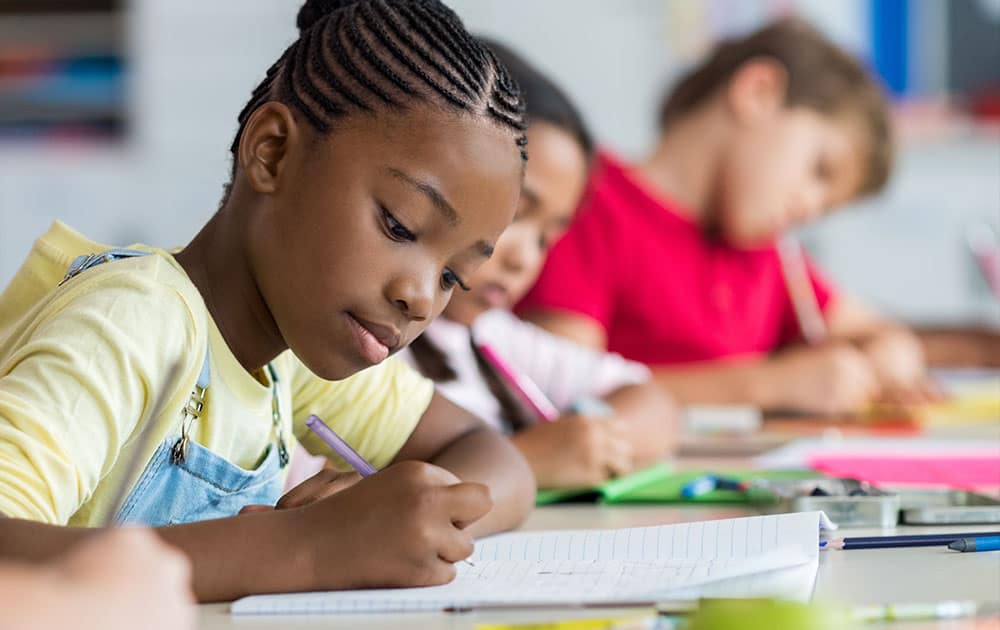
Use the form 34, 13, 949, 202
760, 477, 901, 528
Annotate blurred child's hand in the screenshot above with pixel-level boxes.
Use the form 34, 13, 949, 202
56, 528, 195, 630
291, 460, 491, 589
765, 344, 880, 415
860, 328, 935, 404
511, 415, 635, 488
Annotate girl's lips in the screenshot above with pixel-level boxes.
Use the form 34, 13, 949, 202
479, 283, 510, 309
345, 313, 392, 365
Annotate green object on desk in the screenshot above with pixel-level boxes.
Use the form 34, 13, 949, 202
687, 599, 852, 630
535, 463, 675, 505
535, 465, 818, 506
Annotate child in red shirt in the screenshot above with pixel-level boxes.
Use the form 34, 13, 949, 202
518, 18, 930, 416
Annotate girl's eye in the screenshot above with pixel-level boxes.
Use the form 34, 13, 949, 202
381, 207, 415, 242
441, 268, 469, 292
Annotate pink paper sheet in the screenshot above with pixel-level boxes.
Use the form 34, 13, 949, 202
809, 454, 1000, 490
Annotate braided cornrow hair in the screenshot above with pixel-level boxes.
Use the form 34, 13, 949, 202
226, 0, 528, 199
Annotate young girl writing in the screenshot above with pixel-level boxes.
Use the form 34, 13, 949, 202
403, 40, 677, 489
0, 0, 535, 602
518, 18, 932, 416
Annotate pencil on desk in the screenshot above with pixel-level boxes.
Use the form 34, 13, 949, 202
821, 530, 1000, 550
948, 535, 1000, 552
777, 234, 827, 345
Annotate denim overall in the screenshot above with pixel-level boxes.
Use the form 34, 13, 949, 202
61, 249, 287, 526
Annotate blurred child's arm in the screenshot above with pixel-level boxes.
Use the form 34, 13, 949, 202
390, 391, 536, 537
917, 325, 1000, 367
0, 527, 195, 629
652, 344, 880, 416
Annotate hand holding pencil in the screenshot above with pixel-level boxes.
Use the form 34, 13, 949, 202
242, 415, 489, 588
511, 415, 635, 488
287, 459, 491, 589
764, 343, 880, 415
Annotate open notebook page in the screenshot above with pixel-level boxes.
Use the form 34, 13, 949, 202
231, 511, 821, 615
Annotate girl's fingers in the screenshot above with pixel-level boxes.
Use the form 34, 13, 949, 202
277, 470, 362, 509
603, 432, 634, 479
443, 482, 493, 528
437, 530, 476, 564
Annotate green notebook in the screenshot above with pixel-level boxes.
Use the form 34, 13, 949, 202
534, 463, 675, 505
535, 465, 819, 505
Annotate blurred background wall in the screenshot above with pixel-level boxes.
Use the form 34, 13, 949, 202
1, 0, 997, 324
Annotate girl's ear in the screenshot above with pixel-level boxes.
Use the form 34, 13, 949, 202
725, 56, 789, 126
236, 102, 300, 195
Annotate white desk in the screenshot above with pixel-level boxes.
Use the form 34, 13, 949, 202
197, 505, 1000, 629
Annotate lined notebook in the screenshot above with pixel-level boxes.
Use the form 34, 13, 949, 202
231, 512, 822, 615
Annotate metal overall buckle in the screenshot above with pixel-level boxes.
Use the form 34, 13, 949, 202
170, 382, 207, 464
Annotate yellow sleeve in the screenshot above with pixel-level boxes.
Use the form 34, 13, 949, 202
0, 262, 200, 523
290, 357, 434, 470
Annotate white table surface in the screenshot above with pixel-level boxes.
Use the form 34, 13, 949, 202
196, 504, 1000, 629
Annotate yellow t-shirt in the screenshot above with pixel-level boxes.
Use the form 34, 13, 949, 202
0, 222, 434, 526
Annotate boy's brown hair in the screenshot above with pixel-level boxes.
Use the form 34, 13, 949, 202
660, 17, 893, 197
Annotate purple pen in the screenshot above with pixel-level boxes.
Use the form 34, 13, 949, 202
306, 414, 378, 477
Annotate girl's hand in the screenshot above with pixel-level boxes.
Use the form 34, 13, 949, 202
239, 465, 362, 514
861, 329, 938, 404
55, 528, 195, 630
764, 343, 880, 415
511, 415, 634, 488
288, 460, 491, 589
277, 468, 363, 509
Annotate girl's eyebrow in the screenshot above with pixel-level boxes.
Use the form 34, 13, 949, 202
385, 167, 459, 227
475, 241, 494, 258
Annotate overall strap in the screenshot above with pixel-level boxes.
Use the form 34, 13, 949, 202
58, 247, 213, 405
60, 248, 152, 286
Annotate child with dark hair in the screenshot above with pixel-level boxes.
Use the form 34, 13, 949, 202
519, 18, 931, 416
402, 39, 677, 490
0, 0, 534, 601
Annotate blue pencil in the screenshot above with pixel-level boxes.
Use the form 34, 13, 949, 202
948, 536, 1000, 552
822, 531, 1000, 550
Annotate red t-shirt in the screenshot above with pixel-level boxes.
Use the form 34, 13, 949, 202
516, 152, 836, 366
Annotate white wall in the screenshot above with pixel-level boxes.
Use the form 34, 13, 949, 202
1, 0, 997, 326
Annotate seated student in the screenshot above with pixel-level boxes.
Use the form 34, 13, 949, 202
0, 0, 535, 602
1, 528, 195, 630
401, 40, 677, 490
518, 18, 931, 416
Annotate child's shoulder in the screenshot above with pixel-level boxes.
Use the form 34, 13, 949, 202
579, 151, 691, 236
0, 222, 206, 350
